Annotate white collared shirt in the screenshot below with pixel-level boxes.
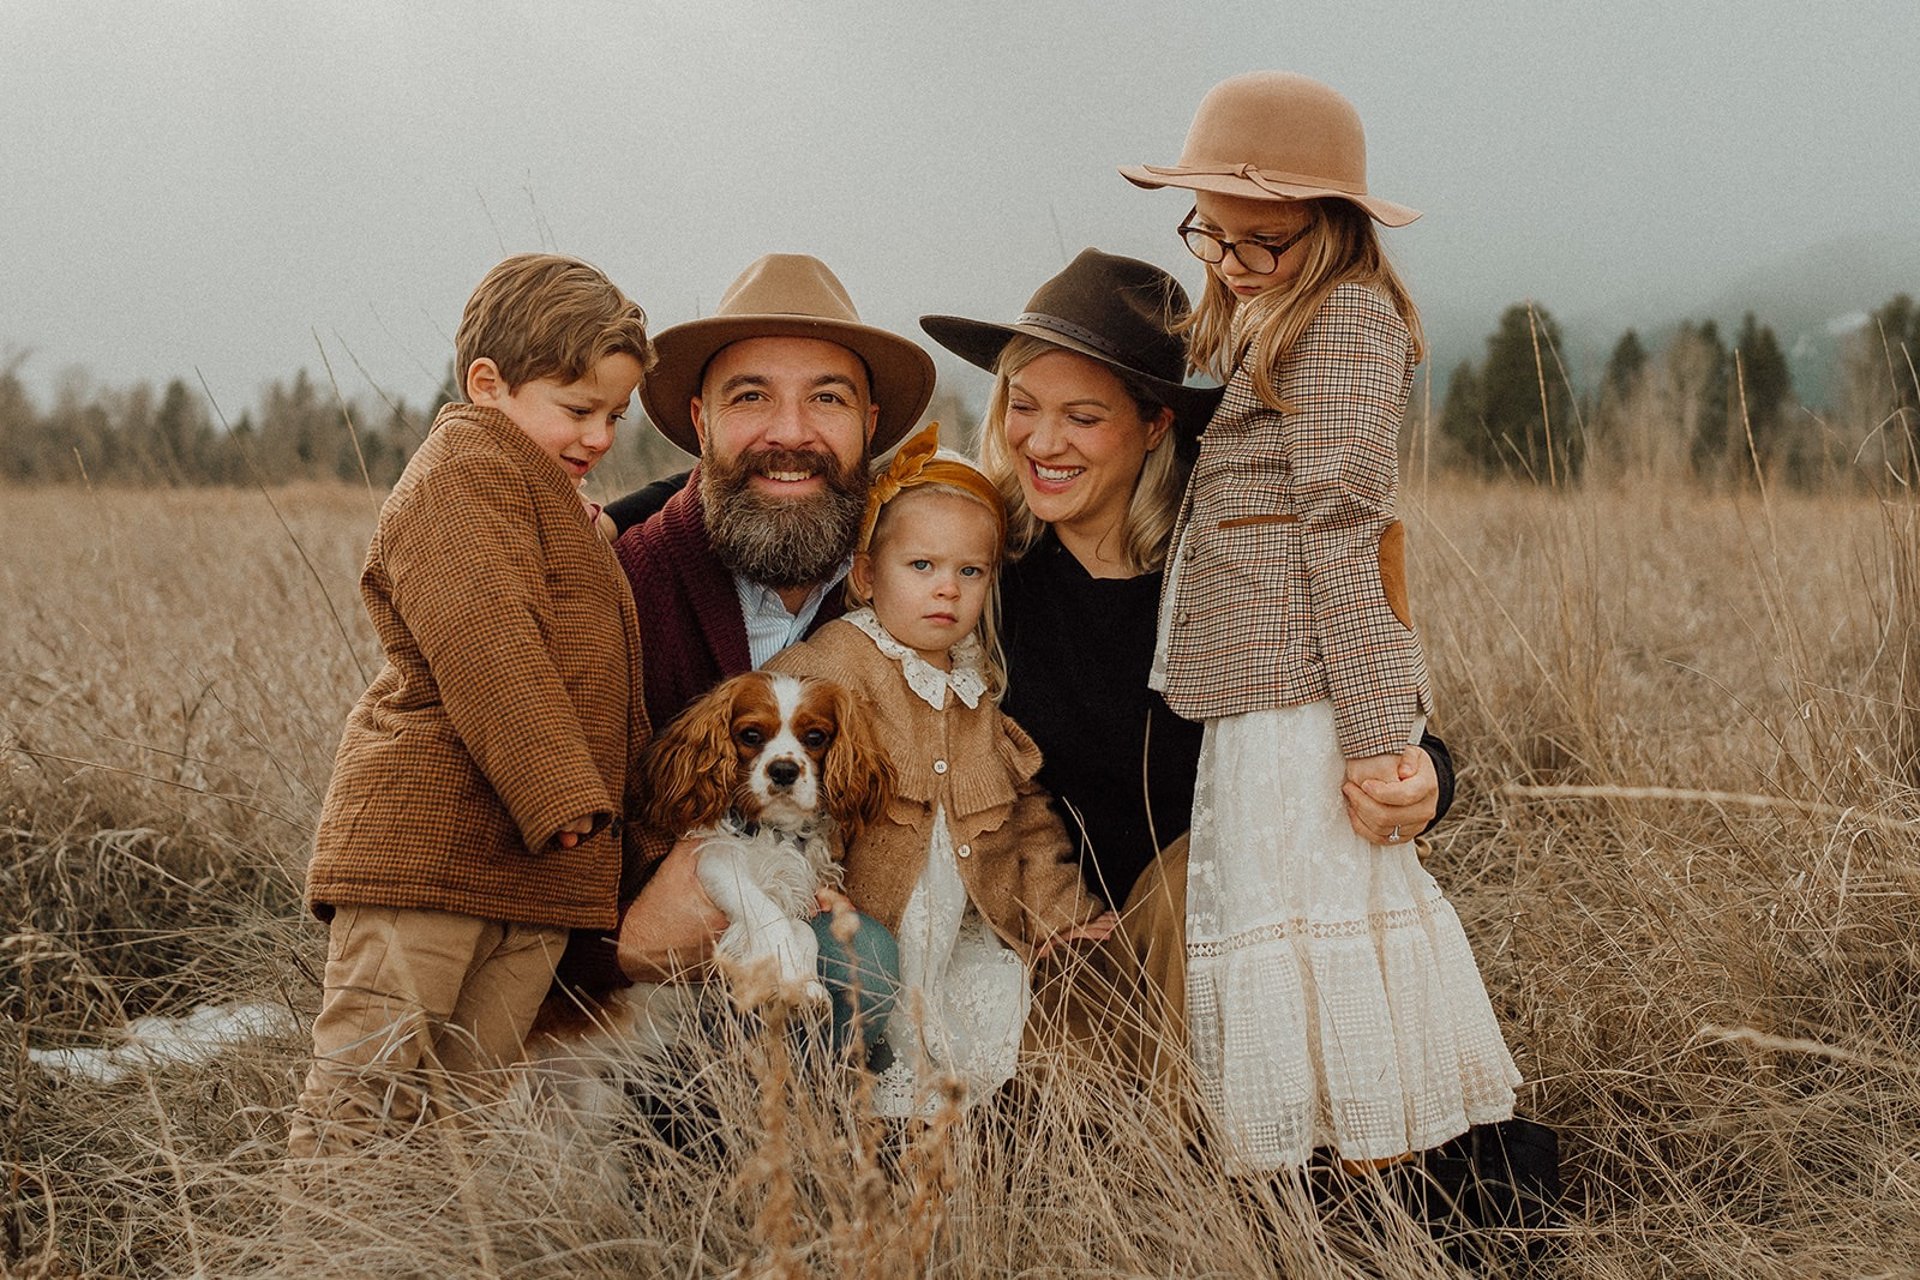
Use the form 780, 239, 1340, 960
734, 560, 852, 668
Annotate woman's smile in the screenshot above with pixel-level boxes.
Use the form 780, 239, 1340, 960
1028, 458, 1085, 488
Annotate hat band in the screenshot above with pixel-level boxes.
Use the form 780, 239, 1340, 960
1140, 161, 1368, 199
1015, 311, 1162, 373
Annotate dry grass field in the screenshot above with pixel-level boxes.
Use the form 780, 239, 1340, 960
3, 474, 1918, 1277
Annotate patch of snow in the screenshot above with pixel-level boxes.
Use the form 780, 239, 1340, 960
28, 1000, 295, 1084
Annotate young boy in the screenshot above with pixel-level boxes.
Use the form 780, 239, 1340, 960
287, 254, 654, 1159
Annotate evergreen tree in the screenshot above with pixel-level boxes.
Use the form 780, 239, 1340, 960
1472, 303, 1577, 482
1437, 360, 1489, 470
1732, 312, 1793, 475
1603, 329, 1647, 403
152, 378, 213, 482
0, 363, 38, 479
1672, 320, 1732, 478
1871, 294, 1919, 434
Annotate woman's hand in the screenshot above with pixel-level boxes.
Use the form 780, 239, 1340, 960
1341, 745, 1439, 846
1033, 909, 1120, 960
614, 839, 730, 982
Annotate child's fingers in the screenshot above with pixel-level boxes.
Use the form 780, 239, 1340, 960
1396, 743, 1424, 780
549, 814, 597, 851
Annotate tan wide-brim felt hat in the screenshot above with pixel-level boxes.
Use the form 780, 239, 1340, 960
641, 253, 937, 456
1119, 71, 1420, 227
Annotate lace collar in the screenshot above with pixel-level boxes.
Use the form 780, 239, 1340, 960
844, 607, 987, 711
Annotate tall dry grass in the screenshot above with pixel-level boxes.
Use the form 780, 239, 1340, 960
2, 472, 1917, 1277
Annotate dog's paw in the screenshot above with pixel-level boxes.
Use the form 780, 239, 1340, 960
800, 979, 830, 1007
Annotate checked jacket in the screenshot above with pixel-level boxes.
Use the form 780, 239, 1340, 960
307, 404, 650, 931
1155, 282, 1433, 759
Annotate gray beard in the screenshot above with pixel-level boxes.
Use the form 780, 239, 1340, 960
701, 452, 868, 591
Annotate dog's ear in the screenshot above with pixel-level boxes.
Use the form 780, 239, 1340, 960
821, 682, 895, 844
641, 677, 743, 833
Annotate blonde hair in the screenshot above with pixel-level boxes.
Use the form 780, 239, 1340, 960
455, 253, 656, 396
847, 483, 1009, 697
1179, 199, 1425, 412
976, 335, 1189, 575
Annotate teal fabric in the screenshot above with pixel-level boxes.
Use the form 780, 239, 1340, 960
811, 910, 899, 1069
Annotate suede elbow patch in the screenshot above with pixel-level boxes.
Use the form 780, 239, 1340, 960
1378, 520, 1413, 630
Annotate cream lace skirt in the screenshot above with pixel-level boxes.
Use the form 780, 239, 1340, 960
873, 807, 1030, 1118
1184, 701, 1519, 1170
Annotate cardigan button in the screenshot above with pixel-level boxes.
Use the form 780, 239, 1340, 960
957, 843, 972, 859
933, 759, 949, 774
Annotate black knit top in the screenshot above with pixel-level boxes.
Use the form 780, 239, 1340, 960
998, 529, 1454, 905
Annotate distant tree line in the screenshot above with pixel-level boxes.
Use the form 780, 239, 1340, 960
0, 361, 690, 488
7, 294, 1918, 491
1436, 293, 1920, 489
0, 364, 426, 487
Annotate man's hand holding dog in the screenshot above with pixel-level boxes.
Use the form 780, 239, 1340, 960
614, 839, 730, 981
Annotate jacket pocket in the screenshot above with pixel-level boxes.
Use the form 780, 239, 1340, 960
1215, 513, 1299, 530
1378, 520, 1412, 630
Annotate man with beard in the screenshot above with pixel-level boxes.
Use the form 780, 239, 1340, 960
561, 254, 934, 992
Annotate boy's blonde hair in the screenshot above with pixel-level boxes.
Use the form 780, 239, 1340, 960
1180, 199, 1425, 413
976, 335, 1189, 575
455, 253, 655, 395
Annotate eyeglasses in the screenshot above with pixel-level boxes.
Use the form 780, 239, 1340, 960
1177, 209, 1314, 276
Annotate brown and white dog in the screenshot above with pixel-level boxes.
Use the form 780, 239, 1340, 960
641, 669, 894, 1001
534, 671, 892, 1096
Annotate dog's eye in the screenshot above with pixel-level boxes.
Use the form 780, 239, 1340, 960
802, 729, 830, 749
737, 727, 765, 747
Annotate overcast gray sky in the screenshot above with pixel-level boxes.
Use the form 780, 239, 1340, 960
4, 0, 1918, 412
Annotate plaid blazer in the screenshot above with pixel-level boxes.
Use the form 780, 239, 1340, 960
1156, 283, 1433, 758
307, 404, 650, 930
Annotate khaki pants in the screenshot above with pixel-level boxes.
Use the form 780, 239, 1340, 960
1028, 835, 1192, 1114
287, 906, 567, 1159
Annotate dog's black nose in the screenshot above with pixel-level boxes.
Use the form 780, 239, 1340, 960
767, 759, 801, 788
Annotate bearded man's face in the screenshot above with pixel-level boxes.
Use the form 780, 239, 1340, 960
691, 336, 877, 589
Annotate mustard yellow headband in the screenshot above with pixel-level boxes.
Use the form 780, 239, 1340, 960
859, 423, 1007, 551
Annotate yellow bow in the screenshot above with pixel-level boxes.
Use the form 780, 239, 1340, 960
858, 423, 1006, 551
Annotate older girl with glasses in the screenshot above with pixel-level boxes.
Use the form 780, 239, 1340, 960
1121, 71, 1519, 1172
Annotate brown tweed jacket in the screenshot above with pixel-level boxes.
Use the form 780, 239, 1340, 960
306, 403, 649, 930
765, 620, 1102, 959
1157, 282, 1433, 758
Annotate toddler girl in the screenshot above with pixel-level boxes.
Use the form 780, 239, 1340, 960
768, 425, 1114, 1116
1122, 71, 1520, 1170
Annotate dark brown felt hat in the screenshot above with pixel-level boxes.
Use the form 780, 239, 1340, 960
1119, 71, 1420, 227
919, 249, 1222, 439
642, 253, 937, 456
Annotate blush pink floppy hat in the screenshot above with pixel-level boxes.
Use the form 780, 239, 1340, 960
1119, 71, 1420, 227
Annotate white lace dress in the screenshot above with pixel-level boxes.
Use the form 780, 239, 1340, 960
1181, 701, 1520, 1170
841, 611, 1032, 1120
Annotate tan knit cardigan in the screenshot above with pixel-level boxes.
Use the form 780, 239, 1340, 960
306, 404, 649, 930
766, 619, 1101, 959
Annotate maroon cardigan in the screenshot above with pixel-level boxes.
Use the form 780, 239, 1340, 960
557, 470, 848, 989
